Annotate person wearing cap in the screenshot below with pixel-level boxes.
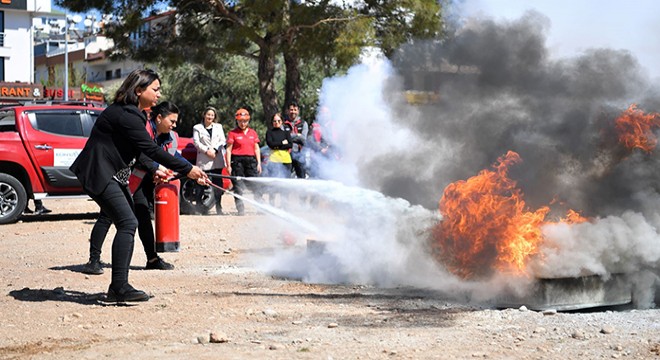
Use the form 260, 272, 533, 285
226, 108, 262, 215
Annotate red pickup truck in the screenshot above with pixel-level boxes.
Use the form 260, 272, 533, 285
0, 101, 208, 224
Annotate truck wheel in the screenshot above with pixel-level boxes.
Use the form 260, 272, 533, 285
179, 178, 215, 215
0, 173, 28, 225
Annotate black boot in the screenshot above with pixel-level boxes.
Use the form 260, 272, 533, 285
106, 283, 150, 302
81, 258, 104, 275
34, 200, 52, 214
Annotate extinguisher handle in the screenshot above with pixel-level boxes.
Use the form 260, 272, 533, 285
169, 172, 188, 181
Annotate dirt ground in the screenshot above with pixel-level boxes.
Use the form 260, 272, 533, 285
1, 198, 659, 360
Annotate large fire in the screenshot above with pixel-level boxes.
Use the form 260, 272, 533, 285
615, 104, 660, 153
429, 104, 659, 280
431, 151, 585, 280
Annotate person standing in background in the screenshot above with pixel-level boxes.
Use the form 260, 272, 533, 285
226, 108, 261, 216
192, 106, 227, 215
70, 69, 208, 302
265, 112, 293, 206
24, 199, 51, 215
284, 101, 308, 179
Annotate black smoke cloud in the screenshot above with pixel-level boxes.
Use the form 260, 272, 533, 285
373, 11, 660, 218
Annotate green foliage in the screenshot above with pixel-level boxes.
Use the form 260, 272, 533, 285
57, 0, 444, 124
158, 51, 329, 139
159, 57, 263, 137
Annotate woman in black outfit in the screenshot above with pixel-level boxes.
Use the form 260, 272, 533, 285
70, 69, 208, 302
265, 112, 293, 206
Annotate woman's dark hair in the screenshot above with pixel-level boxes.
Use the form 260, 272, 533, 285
113, 69, 160, 105
150, 101, 179, 122
201, 106, 218, 123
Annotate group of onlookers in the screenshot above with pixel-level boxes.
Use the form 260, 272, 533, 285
193, 100, 338, 212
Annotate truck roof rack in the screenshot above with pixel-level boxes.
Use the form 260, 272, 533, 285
0, 100, 106, 108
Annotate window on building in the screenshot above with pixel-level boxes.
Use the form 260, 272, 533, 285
114, 69, 121, 79
105, 70, 112, 81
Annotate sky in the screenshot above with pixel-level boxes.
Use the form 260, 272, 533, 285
459, 0, 660, 80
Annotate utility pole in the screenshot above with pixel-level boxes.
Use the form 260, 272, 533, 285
64, 11, 69, 101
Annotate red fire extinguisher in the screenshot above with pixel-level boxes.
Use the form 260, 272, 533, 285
154, 179, 181, 252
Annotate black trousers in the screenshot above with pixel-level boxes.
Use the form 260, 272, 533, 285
230, 155, 261, 212
89, 178, 158, 284
89, 179, 138, 290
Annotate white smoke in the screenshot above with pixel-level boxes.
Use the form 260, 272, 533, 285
248, 56, 535, 305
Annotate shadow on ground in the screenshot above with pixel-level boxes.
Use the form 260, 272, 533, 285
19, 212, 99, 223
49, 263, 146, 273
7, 287, 136, 307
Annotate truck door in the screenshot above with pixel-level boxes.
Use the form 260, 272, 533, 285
22, 109, 90, 193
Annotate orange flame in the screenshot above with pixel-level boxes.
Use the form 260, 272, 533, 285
431, 151, 585, 279
615, 104, 660, 153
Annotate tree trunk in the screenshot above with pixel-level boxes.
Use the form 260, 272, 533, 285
283, 48, 301, 113
257, 38, 280, 124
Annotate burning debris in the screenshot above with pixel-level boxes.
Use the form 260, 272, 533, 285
615, 104, 660, 153
430, 151, 585, 280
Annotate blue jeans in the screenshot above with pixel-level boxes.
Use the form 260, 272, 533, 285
90, 179, 138, 290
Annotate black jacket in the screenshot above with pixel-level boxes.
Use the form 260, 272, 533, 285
266, 127, 293, 150
70, 103, 192, 196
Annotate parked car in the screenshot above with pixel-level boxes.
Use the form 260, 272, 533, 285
0, 101, 205, 224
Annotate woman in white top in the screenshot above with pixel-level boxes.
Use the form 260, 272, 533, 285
192, 106, 227, 214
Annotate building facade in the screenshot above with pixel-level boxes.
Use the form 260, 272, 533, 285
0, 0, 51, 82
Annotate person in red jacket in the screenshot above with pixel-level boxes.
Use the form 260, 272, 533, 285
226, 108, 262, 215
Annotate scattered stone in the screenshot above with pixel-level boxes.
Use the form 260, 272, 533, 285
196, 336, 209, 344
601, 326, 615, 334
263, 309, 278, 317
223, 249, 232, 254
533, 327, 546, 334
269, 344, 285, 350
518, 305, 528, 312
210, 332, 229, 343
53, 287, 65, 296
536, 346, 548, 353
292, 320, 303, 325
542, 309, 557, 316
571, 330, 585, 340
328, 323, 339, 328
